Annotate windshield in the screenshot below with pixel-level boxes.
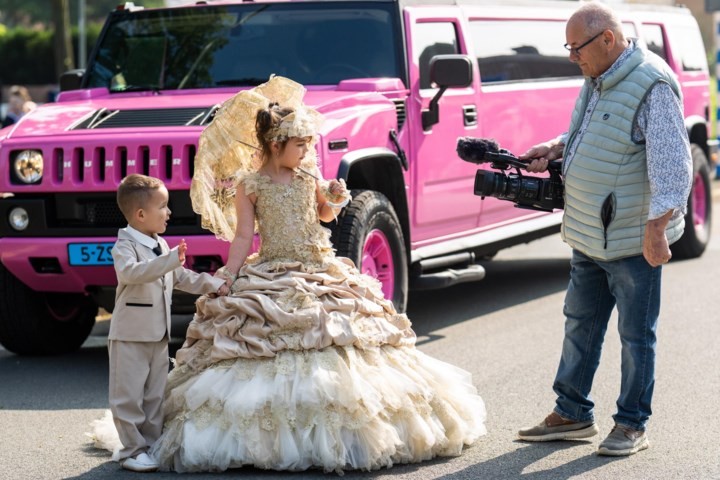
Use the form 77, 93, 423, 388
85, 2, 402, 92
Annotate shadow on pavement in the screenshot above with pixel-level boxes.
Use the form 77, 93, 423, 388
0, 344, 109, 410
408, 257, 570, 338
436, 441, 623, 480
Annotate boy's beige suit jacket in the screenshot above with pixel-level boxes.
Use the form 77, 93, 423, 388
109, 228, 225, 342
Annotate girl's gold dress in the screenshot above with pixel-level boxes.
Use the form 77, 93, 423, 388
148, 163, 486, 473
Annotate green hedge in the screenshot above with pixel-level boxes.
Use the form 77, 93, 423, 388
0, 25, 102, 85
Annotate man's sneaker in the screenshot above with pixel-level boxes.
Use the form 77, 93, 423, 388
597, 424, 649, 456
518, 411, 599, 441
122, 452, 159, 472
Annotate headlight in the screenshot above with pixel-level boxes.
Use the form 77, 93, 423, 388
13, 150, 44, 184
9, 207, 29, 231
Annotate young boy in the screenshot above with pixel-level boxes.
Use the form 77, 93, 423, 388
109, 174, 228, 472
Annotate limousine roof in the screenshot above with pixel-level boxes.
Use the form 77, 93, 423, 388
398, 0, 692, 15
164, 0, 692, 10
398, 0, 697, 28
159, 0, 697, 22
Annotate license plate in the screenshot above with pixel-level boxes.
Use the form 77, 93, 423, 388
68, 243, 115, 266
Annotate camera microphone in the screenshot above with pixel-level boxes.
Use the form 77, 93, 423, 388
456, 137, 500, 164
456, 137, 526, 167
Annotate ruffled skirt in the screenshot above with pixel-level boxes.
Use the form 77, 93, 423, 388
150, 344, 486, 473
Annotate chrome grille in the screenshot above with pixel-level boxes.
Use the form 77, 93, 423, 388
46, 143, 197, 187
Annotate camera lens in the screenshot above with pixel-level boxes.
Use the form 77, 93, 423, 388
503, 176, 521, 201
517, 177, 541, 201
472, 167, 564, 212
475, 171, 504, 197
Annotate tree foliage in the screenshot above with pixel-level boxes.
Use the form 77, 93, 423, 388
0, 0, 163, 84
51, 0, 75, 78
0, 0, 165, 27
0, 24, 102, 84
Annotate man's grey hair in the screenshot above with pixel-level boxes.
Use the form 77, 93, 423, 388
573, 1, 624, 38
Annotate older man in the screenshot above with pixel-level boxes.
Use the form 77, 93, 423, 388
517, 1, 692, 456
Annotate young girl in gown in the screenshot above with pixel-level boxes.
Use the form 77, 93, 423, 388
92, 76, 486, 473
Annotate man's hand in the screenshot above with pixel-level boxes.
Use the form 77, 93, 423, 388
217, 284, 230, 296
643, 212, 673, 267
519, 141, 564, 173
178, 239, 187, 264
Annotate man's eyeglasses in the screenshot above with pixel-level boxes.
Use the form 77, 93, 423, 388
564, 31, 604, 56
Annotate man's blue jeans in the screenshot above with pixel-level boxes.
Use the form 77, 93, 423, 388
553, 250, 661, 431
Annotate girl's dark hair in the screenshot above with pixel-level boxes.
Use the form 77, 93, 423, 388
255, 102, 295, 162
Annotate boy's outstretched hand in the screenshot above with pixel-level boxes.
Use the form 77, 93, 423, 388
178, 239, 187, 264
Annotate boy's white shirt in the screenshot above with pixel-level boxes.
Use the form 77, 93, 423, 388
125, 224, 162, 251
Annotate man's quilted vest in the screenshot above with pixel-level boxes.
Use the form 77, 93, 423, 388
561, 46, 685, 261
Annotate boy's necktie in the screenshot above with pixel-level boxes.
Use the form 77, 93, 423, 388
152, 244, 162, 256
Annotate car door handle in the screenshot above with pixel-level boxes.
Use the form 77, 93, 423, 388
463, 105, 478, 127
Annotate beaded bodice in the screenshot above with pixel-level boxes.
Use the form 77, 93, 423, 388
241, 168, 334, 265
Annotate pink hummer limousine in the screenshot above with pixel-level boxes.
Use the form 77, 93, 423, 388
0, 0, 714, 354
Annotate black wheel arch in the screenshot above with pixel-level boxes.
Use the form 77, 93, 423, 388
670, 144, 712, 260
336, 148, 411, 264
685, 115, 710, 161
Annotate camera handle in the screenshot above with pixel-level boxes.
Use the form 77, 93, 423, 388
490, 155, 563, 176
484, 151, 528, 170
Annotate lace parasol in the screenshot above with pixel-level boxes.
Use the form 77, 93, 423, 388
190, 76, 323, 242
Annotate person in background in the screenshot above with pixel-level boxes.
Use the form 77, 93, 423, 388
2, 85, 36, 128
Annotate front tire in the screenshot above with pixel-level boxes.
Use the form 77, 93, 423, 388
0, 263, 97, 355
330, 190, 409, 313
671, 144, 712, 260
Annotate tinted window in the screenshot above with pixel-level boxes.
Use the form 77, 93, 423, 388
640, 24, 667, 61
414, 22, 459, 90
86, 2, 401, 91
670, 25, 707, 71
469, 20, 580, 83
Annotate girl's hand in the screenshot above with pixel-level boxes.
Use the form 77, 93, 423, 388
328, 179, 348, 196
322, 179, 350, 204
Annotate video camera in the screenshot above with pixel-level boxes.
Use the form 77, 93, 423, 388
456, 137, 564, 212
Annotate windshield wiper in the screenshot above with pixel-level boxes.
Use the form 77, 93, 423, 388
110, 84, 163, 94
215, 78, 268, 87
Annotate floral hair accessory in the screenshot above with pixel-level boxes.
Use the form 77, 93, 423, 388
264, 107, 323, 142
190, 76, 325, 242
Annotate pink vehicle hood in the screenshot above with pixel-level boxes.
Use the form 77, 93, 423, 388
4, 80, 406, 139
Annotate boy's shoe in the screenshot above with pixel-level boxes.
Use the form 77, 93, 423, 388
597, 424, 649, 456
518, 411, 599, 441
122, 452, 159, 472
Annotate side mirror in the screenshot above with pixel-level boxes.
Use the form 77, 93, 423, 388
422, 55, 473, 130
59, 69, 86, 92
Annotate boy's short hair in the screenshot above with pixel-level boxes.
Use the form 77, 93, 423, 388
117, 174, 165, 221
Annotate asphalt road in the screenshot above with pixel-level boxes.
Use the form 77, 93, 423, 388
1, 185, 719, 480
